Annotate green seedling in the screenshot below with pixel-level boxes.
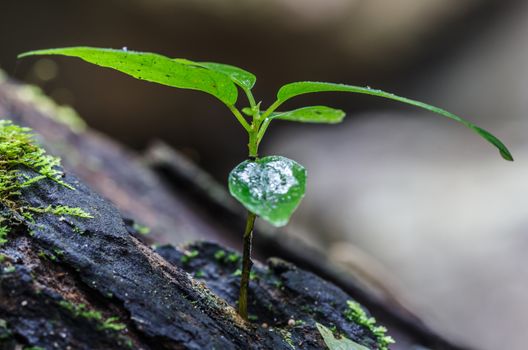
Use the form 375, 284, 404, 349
18, 47, 513, 327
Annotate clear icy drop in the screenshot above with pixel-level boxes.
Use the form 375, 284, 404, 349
228, 155, 307, 227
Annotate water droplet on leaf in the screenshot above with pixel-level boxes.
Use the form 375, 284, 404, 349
228, 156, 306, 227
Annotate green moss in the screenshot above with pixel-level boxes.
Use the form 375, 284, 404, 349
53, 248, 64, 256
59, 300, 102, 320
214, 249, 226, 261
100, 316, 126, 331
58, 300, 126, 332
294, 319, 305, 327
231, 268, 257, 280
0, 226, 8, 245
0, 120, 93, 245
38, 250, 57, 262
343, 300, 394, 350
71, 225, 85, 235
27, 205, 92, 219
214, 249, 240, 265
180, 249, 199, 264
272, 279, 283, 289
194, 269, 205, 278
2, 265, 15, 274
132, 222, 150, 235
0, 120, 73, 196
227, 252, 239, 263
275, 328, 295, 349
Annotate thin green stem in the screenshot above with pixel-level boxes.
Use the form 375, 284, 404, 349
247, 111, 260, 158
236, 113, 261, 321
258, 100, 282, 123
228, 105, 251, 132
256, 118, 272, 147
238, 211, 256, 320
248, 130, 259, 158
244, 88, 257, 109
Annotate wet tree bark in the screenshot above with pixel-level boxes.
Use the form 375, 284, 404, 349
0, 74, 469, 349
0, 165, 382, 349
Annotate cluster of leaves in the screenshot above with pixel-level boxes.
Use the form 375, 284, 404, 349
18, 47, 513, 228
58, 300, 126, 331
0, 120, 93, 245
343, 300, 394, 350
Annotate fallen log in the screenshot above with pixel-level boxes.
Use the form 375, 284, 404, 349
0, 120, 382, 349
0, 72, 469, 349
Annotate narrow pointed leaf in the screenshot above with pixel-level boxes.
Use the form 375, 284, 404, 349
19, 47, 238, 105
316, 323, 370, 350
228, 156, 306, 227
277, 82, 513, 161
272, 106, 345, 124
199, 62, 256, 90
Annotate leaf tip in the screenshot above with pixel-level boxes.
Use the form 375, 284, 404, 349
17, 49, 53, 59
17, 51, 33, 59
474, 126, 513, 162
500, 149, 514, 162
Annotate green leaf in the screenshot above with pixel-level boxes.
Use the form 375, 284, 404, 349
198, 62, 256, 90
276, 82, 513, 161
316, 323, 370, 350
19, 47, 238, 105
272, 106, 345, 124
228, 156, 306, 227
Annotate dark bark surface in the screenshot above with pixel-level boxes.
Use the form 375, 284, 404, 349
1, 164, 377, 349
0, 74, 469, 349
157, 241, 383, 350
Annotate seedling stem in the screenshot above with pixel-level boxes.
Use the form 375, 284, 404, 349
238, 211, 256, 320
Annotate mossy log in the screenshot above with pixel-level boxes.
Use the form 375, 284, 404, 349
0, 74, 468, 349
0, 146, 384, 349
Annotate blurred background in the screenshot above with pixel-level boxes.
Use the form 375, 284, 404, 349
1, 0, 526, 348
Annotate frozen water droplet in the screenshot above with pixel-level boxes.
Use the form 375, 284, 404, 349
229, 156, 306, 226
233, 158, 298, 201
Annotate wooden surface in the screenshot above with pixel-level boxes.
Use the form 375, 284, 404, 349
0, 75, 469, 349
